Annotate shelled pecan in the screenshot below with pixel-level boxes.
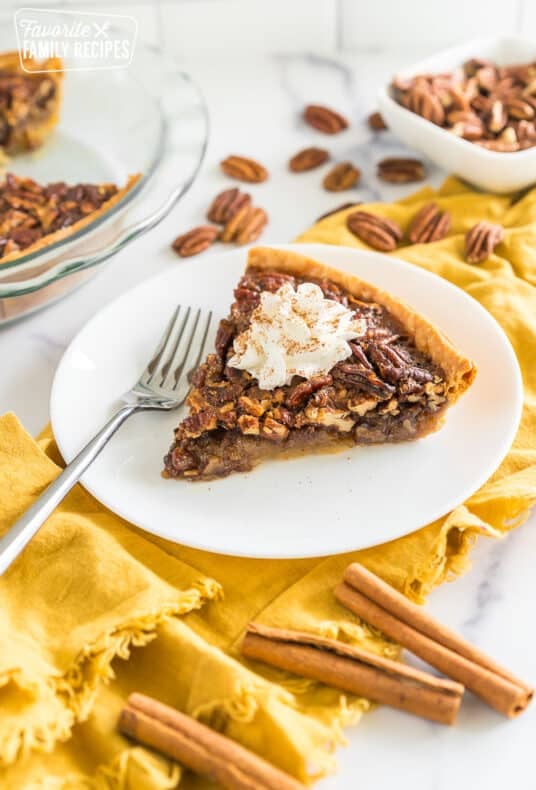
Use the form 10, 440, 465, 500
172, 226, 219, 257
407, 203, 451, 244
303, 104, 349, 134
220, 155, 268, 183
506, 98, 535, 120
488, 100, 508, 133
448, 110, 484, 140
286, 375, 333, 408
332, 362, 395, 398
220, 205, 268, 245
390, 57, 536, 152
207, 188, 251, 223
323, 161, 360, 192
261, 416, 289, 441
465, 221, 504, 263
346, 210, 403, 251
403, 86, 445, 125
516, 119, 536, 146
368, 111, 387, 130
476, 139, 519, 152
288, 146, 329, 172
377, 157, 425, 183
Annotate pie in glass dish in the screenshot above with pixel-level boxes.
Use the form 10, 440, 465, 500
0, 172, 141, 264
163, 247, 476, 481
0, 51, 63, 155
0, 53, 143, 264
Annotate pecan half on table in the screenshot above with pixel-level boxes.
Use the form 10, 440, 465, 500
377, 157, 425, 183
220, 205, 268, 245
368, 111, 387, 131
407, 203, 451, 244
465, 221, 504, 263
288, 147, 329, 172
323, 161, 361, 192
346, 211, 403, 251
220, 155, 268, 183
172, 226, 219, 257
207, 188, 251, 223
303, 104, 349, 134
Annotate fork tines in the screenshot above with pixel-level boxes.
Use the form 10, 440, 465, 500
142, 305, 213, 395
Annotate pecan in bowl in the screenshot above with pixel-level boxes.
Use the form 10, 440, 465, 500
390, 56, 536, 153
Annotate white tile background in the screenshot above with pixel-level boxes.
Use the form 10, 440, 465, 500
6, 0, 533, 53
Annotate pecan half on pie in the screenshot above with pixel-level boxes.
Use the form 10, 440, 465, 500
0, 172, 141, 264
0, 52, 63, 155
164, 248, 476, 481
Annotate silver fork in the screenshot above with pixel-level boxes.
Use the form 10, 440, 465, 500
0, 305, 214, 575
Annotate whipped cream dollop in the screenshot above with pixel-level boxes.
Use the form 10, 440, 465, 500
228, 282, 365, 389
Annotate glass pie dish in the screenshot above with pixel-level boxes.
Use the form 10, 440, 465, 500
0, 22, 208, 325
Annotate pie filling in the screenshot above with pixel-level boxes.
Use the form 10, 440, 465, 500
0, 69, 58, 154
164, 269, 453, 481
0, 173, 120, 260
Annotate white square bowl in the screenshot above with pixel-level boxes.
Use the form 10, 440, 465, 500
378, 37, 536, 193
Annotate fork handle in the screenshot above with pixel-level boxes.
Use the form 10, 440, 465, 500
0, 405, 137, 575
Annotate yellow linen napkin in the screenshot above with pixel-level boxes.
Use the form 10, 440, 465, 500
1, 176, 535, 789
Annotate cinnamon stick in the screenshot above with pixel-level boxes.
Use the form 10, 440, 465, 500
335, 563, 534, 718
118, 693, 304, 790
241, 622, 463, 725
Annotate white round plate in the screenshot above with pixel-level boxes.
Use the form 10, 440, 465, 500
51, 244, 522, 559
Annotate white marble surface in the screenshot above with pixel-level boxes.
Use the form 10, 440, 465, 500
1, 51, 534, 789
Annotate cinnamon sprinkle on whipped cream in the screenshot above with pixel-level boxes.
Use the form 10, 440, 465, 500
228, 282, 365, 389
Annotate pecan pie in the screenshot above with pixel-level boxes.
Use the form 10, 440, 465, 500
0, 172, 141, 264
0, 52, 63, 155
163, 248, 476, 481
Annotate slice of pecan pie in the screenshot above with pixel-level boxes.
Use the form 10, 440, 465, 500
163, 247, 476, 481
0, 172, 141, 263
0, 52, 63, 155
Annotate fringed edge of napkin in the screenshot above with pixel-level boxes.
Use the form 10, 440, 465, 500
8, 490, 533, 789
0, 577, 222, 769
